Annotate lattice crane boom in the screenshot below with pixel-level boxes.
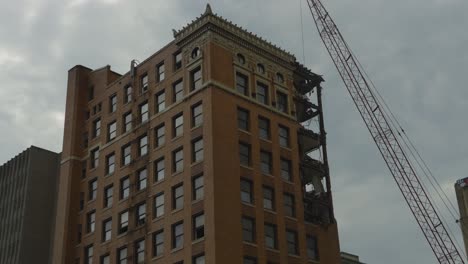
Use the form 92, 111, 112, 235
305, 0, 464, 263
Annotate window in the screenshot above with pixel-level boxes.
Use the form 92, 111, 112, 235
173, 80, 184, 102
284, 193, 295, 217
174, 51, 182, 70
191, 67, 202, 91
258, 117, 270, 140
106, 153, 115, 175
155, 124, 165, 147
173, 113, 183, 138
87, 211, 96, 233
117, 247, 127, 264
276, 72, 284, 83
93, 119, 101, 138
243, 257, 257, 264
79, 192, 84, 211
260, 151, 272, 175
140, 102, 149, 123
118, 210, 129, 234
192, 175, 204, 200
123, 112, 132, 133
157, 62, 165, 82
236, 72, 248, 95
191, 103, 203, 127
110, 94, 117, 113
279, 125, 290, 147
242, 217, 255, 242
124, 86, 132, 103
154, 158, 165, 182
154, 192, 165, 218
104, 184, 113, 208
191, 47, 201, 59
193, 254, 205, 264
264, 223, 277, 249
152, 230, 164, 257
263, 186, 274, 210
172, 184, 184, 210
85, 245, 93, 264
256, 82, 268, 105
120, 176, 130, 200
82, 132, 89, 148
141, 74, 148, 93
172, 221, 184, 249
286, 230, 298, 255
240, 179, 253, 204
239, 143, 251, 166
90, 147, 99, 169
193, 213, 205, 240
89, 179, 97, 200
257, 63, 265, 74
136, 203, 146, 226
155, 91, 165, 113
192, 138, 203, 163
276, 92, 288, 113
135, 239, 145, 264
280, 159, 292, 181
100, 254, 110, 264
139, 134, 148, 156
307, 235, 319, 260
137, 168, 147, 190
237, 108, 249, 131
88, 86, 94, 101
102, 218, 112, 242
237, 53, 245, 64
122, 144, 131, 166
173, 148, 184, 173
108, 121, 117, 141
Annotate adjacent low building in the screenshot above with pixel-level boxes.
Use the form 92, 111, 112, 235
341, 252, 366, 264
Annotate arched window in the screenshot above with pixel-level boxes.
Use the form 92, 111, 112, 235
276, 73, 284, 83
191, 47, 201, 59
237, 53, 245, 64
257, 63, 265, 74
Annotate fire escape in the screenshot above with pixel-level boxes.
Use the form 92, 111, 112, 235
293, 62, 334, 225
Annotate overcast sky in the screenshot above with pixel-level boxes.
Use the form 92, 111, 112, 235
1, 0, 467, 263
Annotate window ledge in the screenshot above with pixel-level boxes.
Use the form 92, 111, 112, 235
264, 208, 276, 214
288, 254, 301, 259
152, 216, 165, 223
171, 246, 184, 254
242, 241, 258, 247
171, 208, 184, 215
151, 255, 164, 261
240, 165, 253, 170
192, 198, 204, 205
190, 160, 203, 168
191, 124, 203, 131
171, 135, 183, 142
192, 237, 205, 245
241, 202, 255, 208
172, 171, 184, 177
285, 215, 297, 221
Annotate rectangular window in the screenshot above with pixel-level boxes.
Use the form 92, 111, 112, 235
173, 113, 183, 138
101, 254, 110, 264
102, 218, 112, 242
154, 192, 165, 218
139, 134, 148, 156
140, 102, 149, 123
141, 74, 148, 93
120, 176, 130, 200
286, 230, 298, 255
154, 158, 165, 182
117, 247, 127, 264
307, 235, 319, 260
79, 192, 84, 211
191, 67, 202, 91
193, 254, 205, 264
108, 121, 117, 141
193, 213, 205, 240
174, 51, 182, 70
192, 175, 204, 200
239, 142, 251, 167
87, 210, 96, 233
242, 217, 255, 243
137, 168, 147, 191
260, 151, 272, 175
90, 147, 99, 169
136, 203, 146, 226
256, 82, 269, 105
258, 117, 270, 140
284, 193, 295, 217
157, 62, 165, 82
192, 138, 203, 163
236, 72, 248, 95
264, 223, 277, 249
118, 210, 129, 234
122, 144, 131, 166
263, 186, 274, 211
152, 230, 164, 257
191, 103, 203, 127
240, 179, 253, 204
173, 79, 184, 102
155, 91, 165, 113
85, 245, 93, 264
172, 184, 184, 210
173, 148, 184, 173
135, 239, 145, 264
280, 158, 292, 181
279, 125, 290, 148
237, 108, 249, 131
110, 94, 117, 113
243, 257, 257, 264
88, 86, 94, 101
155, 124, 165, 147
124, 86, 132, 103
106, 153, 115, 175
123, 112, 132, 133
89, 179, 97, 200
93, 118, 101, 138
276, 91, 288, 113
172, 221, 184, 249
104, 185, 113, 208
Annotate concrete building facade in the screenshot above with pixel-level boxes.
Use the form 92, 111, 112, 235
0, 146, 60, 264
52, 5, 341, 264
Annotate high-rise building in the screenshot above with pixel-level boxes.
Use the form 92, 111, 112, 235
341, 252, 366, 264
455, 177, 468, 257
52, 5, 341, 264
0, 146, 60, 264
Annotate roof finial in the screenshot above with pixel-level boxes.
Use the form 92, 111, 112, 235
205, 3, 212, 15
